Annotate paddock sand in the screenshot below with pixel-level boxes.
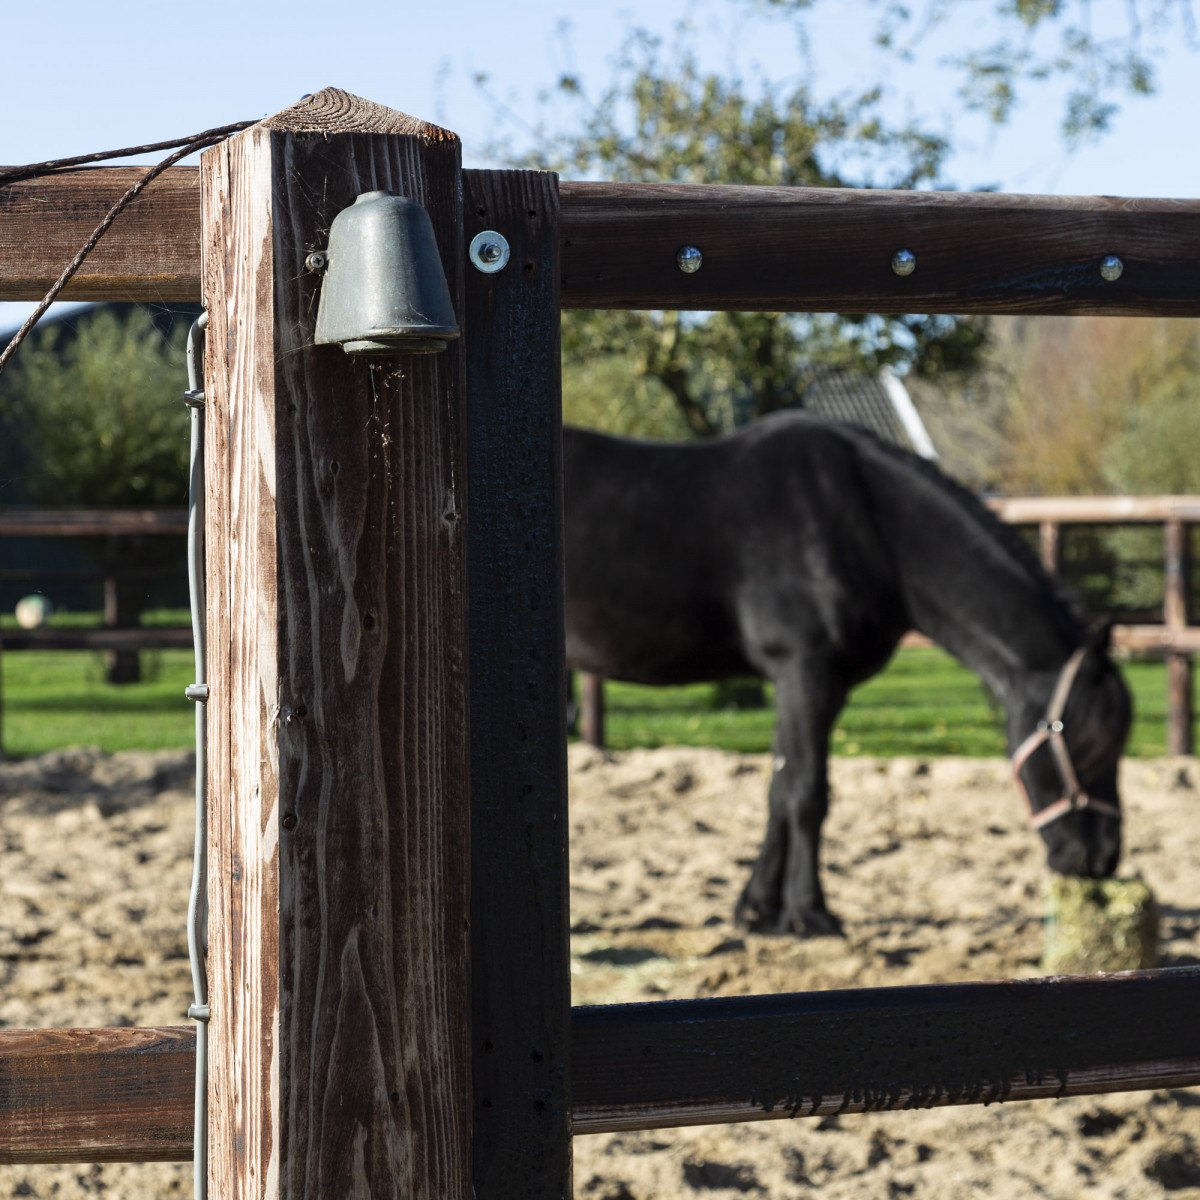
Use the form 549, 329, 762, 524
3, 745, 1200, 1197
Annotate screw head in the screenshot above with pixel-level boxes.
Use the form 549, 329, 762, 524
1099, 254, 1124, 282
470, 230, 510, 273
891, 249, 916, 277
305, 251, 328, 272
676, 245, 703, 274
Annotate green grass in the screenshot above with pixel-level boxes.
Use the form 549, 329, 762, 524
0, 638, 1192, 758
602, 646, 1193, 758
1, 648, 195, 755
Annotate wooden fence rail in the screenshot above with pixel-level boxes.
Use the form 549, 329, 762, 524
4, 89, 1200, 1198
5, 169, 1200, 315
0, 507, 191, 751
7, 966, 1200, 1162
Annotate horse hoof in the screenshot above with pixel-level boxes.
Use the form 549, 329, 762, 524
733, 893, 780, 932
792, 909, 845, 938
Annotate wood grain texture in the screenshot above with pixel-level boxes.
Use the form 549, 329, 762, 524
0, 1027, 193, 1163
260, 87, 456, 141
6, 170, 1200, 315
201, 89, 470, 1200
558, 182, 1200, 314
9, 967, 1200, 1160
463, 169, 573, 1200
571, 967, 1200, 1133
0, 167, 200, 300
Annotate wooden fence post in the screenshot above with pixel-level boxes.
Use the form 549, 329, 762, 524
1038, 521, 1062, 575
1164, 517, 1194, 755
464, 169, 572, 1200
103, 559, 140, 684
201, 90, 470, 1199
580, 672, 606, 748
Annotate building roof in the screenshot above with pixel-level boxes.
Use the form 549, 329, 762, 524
803, 368, 938, 459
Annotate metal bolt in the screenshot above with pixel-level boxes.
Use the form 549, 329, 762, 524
185, 683, 209, 703
470, 230, 511, 274
1099, 254, 1124, 282
676, 245, 703, 274
305, 251, 328, 272
891, 249, 917, 277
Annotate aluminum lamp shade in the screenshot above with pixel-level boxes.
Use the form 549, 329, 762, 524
314, 191, 460, 356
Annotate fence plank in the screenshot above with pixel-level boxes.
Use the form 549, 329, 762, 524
0, 167, 200, 301
463, 168, 573, 1200
0, 509, 187, 536
201, 89, 471, 1200
0, 627, 190, 651
988, 496, 1200, 523
558, 183, 1200, 314
0, 1027, 193, 1163
8, 969, 1200, 1161
571, 968, 1200, 1132
6, 172, 1200, 315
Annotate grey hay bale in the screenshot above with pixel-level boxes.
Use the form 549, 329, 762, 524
1043, 876, 1159, 974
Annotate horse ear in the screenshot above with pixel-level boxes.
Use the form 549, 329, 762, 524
1087, 617, 1116, 654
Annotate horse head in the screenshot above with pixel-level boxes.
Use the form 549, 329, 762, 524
1012, 624, 1132, 879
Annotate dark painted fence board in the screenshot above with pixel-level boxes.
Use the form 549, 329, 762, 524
464, 168, 573, 1200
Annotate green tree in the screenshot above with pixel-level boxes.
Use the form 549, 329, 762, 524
491, 30, 986, 437
1101, 322, 1200, 494
4, 308, 188, 506
756, 0, 1195, 145
2, 307, 190, 682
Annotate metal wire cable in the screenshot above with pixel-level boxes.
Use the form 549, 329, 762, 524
0, 119, 253, 379
2, 121, 246, 1197
184, 313, 210, 1200
0, 120, 255, 186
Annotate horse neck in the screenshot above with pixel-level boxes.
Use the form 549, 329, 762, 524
857, 439, 1084, 709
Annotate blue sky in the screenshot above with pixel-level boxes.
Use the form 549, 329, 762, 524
3, 0, 1197, 332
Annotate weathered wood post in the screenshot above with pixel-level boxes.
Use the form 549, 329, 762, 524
1164, 517, 1194, 755
201, 90, 471, 1198
580, 671, 606, 748
103, 557, 141, 684
1038, 520, 1062, 576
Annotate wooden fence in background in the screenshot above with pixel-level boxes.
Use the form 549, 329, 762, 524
0, 507, 188, 648
579, 494, 1200, 756
0, 508, 189, 754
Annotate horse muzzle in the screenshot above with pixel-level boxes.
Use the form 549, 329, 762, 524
1043, 806, 1122, 879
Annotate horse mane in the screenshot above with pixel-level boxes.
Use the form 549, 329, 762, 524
817, 417, 1088, 643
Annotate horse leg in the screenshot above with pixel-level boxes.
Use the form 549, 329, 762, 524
735, 668, 845, 937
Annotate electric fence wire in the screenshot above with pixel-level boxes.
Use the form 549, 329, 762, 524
0, 119, 254, 378
1, 120, 250, 1198
184, 314, 210, 1200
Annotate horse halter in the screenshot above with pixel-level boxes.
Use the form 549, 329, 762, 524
1011, 646, 1122, 831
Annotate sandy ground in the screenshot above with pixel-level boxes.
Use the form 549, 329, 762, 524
2, 744, 1200, 1197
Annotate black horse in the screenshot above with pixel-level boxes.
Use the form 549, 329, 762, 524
563, 412, 1132, 936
